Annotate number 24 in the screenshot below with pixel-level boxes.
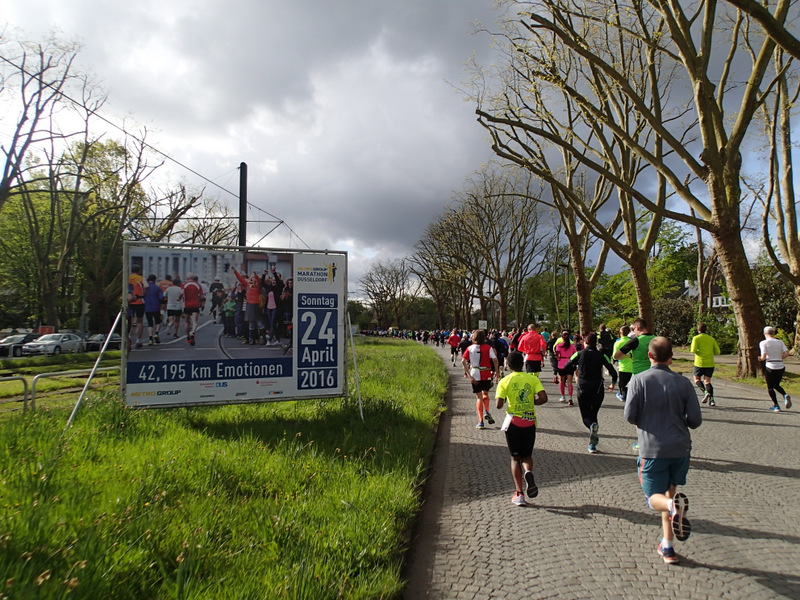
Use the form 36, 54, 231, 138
300, 311, 334, 344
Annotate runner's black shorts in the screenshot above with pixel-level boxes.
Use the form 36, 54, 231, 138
505, 422, 536, 458
470, 379, 493, 394
693, 366, 715, 378
525, 360, 543, 373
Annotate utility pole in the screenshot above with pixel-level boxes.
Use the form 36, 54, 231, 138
239, 162, 247, 247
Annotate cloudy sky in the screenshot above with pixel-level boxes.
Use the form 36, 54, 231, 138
1, 0, 503, 289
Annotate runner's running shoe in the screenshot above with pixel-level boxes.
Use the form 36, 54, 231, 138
589, 422, 599, 447
616, 392, 624, 402
671, 492, 691, 541
709, 397, 716, 406
524, 470, 538, 498
770, 405, 781, 412
559, 396, 566, 403
512, 492, 526, 506
475, 422, 485, 429
701, 392, 709, 404
484, 412, 495, 425
785, 395, 792, 409
657, 542, 679, 564
588, 444, 598, 453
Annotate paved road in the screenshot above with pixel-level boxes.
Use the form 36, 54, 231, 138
402, 345, 800, 599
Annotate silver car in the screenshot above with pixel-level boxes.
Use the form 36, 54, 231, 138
22, 333, 86, 356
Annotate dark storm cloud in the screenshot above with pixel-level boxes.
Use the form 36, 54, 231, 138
2, 0, 502, 285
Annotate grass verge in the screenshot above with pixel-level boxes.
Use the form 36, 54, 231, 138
0, 338, 446, 599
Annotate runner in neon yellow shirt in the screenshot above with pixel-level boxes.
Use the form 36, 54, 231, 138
690, 323, 721, 406
495, 351, 548, 506
613, 325, 633, 401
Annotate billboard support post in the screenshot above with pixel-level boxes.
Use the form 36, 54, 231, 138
64, 309, 123, 431
239, 162, 247, 247
347, 311, 363, 421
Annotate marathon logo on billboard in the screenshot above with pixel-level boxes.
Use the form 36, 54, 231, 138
296, 262, 339, 284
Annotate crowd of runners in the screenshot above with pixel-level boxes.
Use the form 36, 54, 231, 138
422, 320, 792, 565
126, 264, 293, 350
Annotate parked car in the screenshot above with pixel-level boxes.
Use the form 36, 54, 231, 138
84, 333, 122, 351
0, 333, 41, 357
21, 333, 86, 356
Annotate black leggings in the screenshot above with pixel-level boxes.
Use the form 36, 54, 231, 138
577, 383, 605, 429
764, 367, 787, 405
618, 372, 632, 400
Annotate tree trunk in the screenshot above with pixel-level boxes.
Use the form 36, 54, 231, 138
498, 286, 508, 331
629, 252, 655, 327
570, 247, 593, 334
712, 225, 765, 377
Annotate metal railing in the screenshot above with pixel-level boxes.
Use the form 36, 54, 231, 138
30, 367, 120, 411
0, 376, 29, 410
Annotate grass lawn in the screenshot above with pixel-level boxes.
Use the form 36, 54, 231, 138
0, 338, 446, 600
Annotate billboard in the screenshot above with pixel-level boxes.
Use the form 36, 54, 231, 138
122, 242, 347, 408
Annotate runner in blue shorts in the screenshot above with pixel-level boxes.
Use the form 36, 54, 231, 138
625, 336, 702, 564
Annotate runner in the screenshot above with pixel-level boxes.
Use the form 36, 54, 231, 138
164, 278, 184, 337
181, 274, 204, 346
553, 331, 577, 404
625, 336, 702, 564
565, 331, 617, 453
613, 325, 633, 402
547, 334, 559, 384
689, 323, 721, 406
462, 329, 499, 429
127, 265, 147, 349
447, 328, 461, 367
208, 277, 225, 323
495, 351, 548, 506
758, 326, 792, 412
517, 323, 546, 375
490, 331, 510, 375
614, 318, 655, 377
143, 274, 164, 345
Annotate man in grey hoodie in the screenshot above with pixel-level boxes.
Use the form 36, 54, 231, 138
625, 336, 702, 564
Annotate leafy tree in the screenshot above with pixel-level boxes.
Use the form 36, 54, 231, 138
412, 163, 554, 331
359, 259, 419, 330
0, 34, 95, 213
474, 0, 786, 376
406, 296, 439, 330
653, 298, 696, 346
0, 196, 39, 328
752, 259, 797, 337
347, 300, 370, 330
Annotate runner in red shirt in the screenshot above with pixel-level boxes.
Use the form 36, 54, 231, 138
462, 329, 499, 429
517, 323, 547, 374
181, 274, 204, 345
447, 329, 463, 366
